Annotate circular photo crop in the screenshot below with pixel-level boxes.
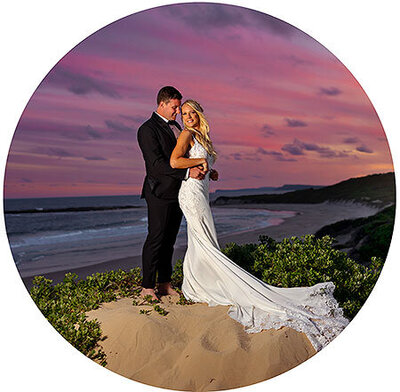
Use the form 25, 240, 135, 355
3, 2, 395, 391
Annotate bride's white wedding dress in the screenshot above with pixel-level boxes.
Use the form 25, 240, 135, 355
178, 136, 349, 351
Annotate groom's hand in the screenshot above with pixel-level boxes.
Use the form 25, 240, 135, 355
189, 166, 206, 180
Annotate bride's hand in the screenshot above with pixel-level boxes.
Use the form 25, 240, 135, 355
200, 160, 209, 173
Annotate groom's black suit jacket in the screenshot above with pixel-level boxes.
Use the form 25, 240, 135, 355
137, 112, 187, 200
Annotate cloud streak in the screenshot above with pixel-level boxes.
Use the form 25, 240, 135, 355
256, 147, 297, 162
45, 66, 121, 98
105, 120, 136, 133
319, 87, 342, 96
285, 118, 308, 128
260, 124, 275, 137
164, 3, 299, 38
342, 137, 359, 144
84, 156, 108, 161
356, 145, 373, 154
32, 147, 75, 158
281, 139, 351, 158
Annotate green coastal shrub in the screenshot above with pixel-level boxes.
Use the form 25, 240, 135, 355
171, 258, 184, 288
357, 206, 395, 262
29, 268, 143, 366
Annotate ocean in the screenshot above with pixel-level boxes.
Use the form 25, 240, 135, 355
3, 195, 296, 277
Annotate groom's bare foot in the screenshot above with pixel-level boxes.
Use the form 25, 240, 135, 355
140, 287, 159, 302
157, 282, 179, 296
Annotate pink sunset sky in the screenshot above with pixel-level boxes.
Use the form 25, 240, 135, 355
4, 3, 393, 199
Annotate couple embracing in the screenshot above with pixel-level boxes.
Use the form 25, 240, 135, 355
137, 86, 348, 352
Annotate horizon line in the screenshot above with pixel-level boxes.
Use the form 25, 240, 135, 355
3, 171, 394, 200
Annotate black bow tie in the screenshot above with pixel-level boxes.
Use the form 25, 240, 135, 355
168, 120, 177, 126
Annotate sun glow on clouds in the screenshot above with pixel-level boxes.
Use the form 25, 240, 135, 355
4, 3, 392, 198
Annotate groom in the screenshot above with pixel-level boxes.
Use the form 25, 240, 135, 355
137, 86, 215, 300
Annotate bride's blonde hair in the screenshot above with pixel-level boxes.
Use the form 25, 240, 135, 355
182, 99, 217, 161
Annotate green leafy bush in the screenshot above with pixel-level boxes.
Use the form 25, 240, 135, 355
357, 206, 395, 262
219, 242, 259, 276
29, 268, 143, 366
171, 258, 184, 288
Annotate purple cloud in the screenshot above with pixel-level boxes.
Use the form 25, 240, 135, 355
257, 147, 297, 162
61, 125, 104, 141
119, 114, 147, 125
343, 137, 360, 144
281, 54, 313, 67
85, 126, 103, 139
356, 145, 373, 154
281, 142, 305, 156
84, 156, 108, 161
229, 152, 261, 161
32, 147, 75, 158
46, 66, 121, 98
285, 118, 308, 127
16, 118, 105, 142
164, 3, 298, 37
275, 155, 297, 162
105, 120, 135, 133
260, 124, 275, 137
257, 147, 282, 157
282, 138, 350, 158
319, 87, 342, 96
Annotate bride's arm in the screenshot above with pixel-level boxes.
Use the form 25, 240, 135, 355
170, 130, 208, 170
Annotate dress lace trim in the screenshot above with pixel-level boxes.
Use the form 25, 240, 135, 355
228, 282, 349, 352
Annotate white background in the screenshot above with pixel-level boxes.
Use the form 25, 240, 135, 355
1, 1, 399, 391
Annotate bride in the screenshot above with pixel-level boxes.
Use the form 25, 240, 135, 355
170, 99, 349, 352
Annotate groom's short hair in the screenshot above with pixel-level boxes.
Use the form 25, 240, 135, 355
157, 86, 182, 105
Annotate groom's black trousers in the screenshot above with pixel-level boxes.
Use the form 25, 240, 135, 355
142, 184, 183, 288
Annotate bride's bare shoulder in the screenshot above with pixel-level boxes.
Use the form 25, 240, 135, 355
180, 128, 195, 146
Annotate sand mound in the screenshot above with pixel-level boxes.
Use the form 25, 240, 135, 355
86, 296, 316, 391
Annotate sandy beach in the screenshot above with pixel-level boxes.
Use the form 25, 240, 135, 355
86, 295, 316, 391
21, 201, 379, 289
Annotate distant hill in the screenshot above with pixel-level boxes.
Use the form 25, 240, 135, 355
275, 184, 324, 192
210, 184, 324, 201
213, 172, 395, 207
